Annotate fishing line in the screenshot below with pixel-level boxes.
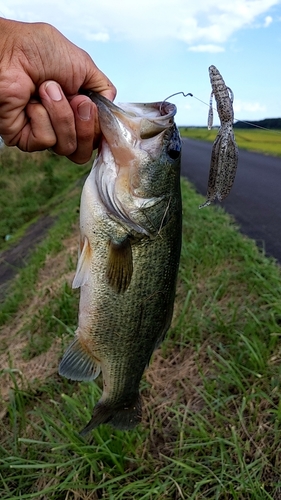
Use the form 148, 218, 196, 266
165, 91, 281, 135
192, 94, 281, 134
232, 119, 281, 133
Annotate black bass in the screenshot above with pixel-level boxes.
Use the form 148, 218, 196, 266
59, 92, 182, 435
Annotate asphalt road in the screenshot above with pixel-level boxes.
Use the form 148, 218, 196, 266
181, 137, 281, 263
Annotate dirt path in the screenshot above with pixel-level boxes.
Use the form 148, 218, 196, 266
0, 215, 56, 301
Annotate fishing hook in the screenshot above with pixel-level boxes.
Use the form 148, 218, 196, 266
160, 92, 193, 114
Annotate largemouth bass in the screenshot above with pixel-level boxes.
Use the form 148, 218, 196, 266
59, 92, 182, 435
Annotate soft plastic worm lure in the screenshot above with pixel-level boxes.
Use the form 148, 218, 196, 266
200, 65, 238, 208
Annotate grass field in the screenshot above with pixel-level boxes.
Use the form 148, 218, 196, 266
0, 148, 91, 251
1, 143, 281, 499
180, 127, 281, 157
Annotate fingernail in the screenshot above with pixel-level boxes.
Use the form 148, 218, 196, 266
78, 101, 92, 120
45, 82, 62, 101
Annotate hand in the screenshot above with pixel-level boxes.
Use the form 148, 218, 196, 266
0, 18, 116, 163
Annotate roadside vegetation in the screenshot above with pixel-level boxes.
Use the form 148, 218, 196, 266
0, 147, 91, 251
180, 127, 281, 157
1, 143, 281, 499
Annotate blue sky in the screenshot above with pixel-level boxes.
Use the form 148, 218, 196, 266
1, 0, 281, 126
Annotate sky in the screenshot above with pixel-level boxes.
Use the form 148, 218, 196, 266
0, 0, 281, 126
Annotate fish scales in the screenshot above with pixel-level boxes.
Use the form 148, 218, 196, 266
59, 92, 182, 434
83, 219, 180, 377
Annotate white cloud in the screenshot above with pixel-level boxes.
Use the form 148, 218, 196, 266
234, 99, 267, 113
0, 0, 280, 47
264, 14, 273, 26
188, 44, 225, 52
85, 32, 110, 42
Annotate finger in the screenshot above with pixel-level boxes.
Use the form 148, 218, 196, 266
67, 95, 99, 164
18, 101, 57, 151
0, 72, 36, 147
0, 94, 57, 152
39, 80, 77, 156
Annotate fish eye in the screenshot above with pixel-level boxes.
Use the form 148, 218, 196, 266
167, 148, 181, 160
167, 127, 181, 160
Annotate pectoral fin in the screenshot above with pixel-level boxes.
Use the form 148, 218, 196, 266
106, 237, 133, 293
72, 236, 92, 289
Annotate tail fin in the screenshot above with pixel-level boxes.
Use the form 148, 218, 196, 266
80, 394, 142, 436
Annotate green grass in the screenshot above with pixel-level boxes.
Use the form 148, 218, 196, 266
1, 160, 281, 498
21, 281, 79, 361
180, 127, 281, 156
0, 186, 81, 326
0, 147, 91, 251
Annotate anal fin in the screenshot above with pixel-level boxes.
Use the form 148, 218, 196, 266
106, 237, 133, 293
59, 337, 100, 381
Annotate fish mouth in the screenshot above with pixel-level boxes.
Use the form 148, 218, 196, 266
79, 89, 177, 157
115, 100, 177, 139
